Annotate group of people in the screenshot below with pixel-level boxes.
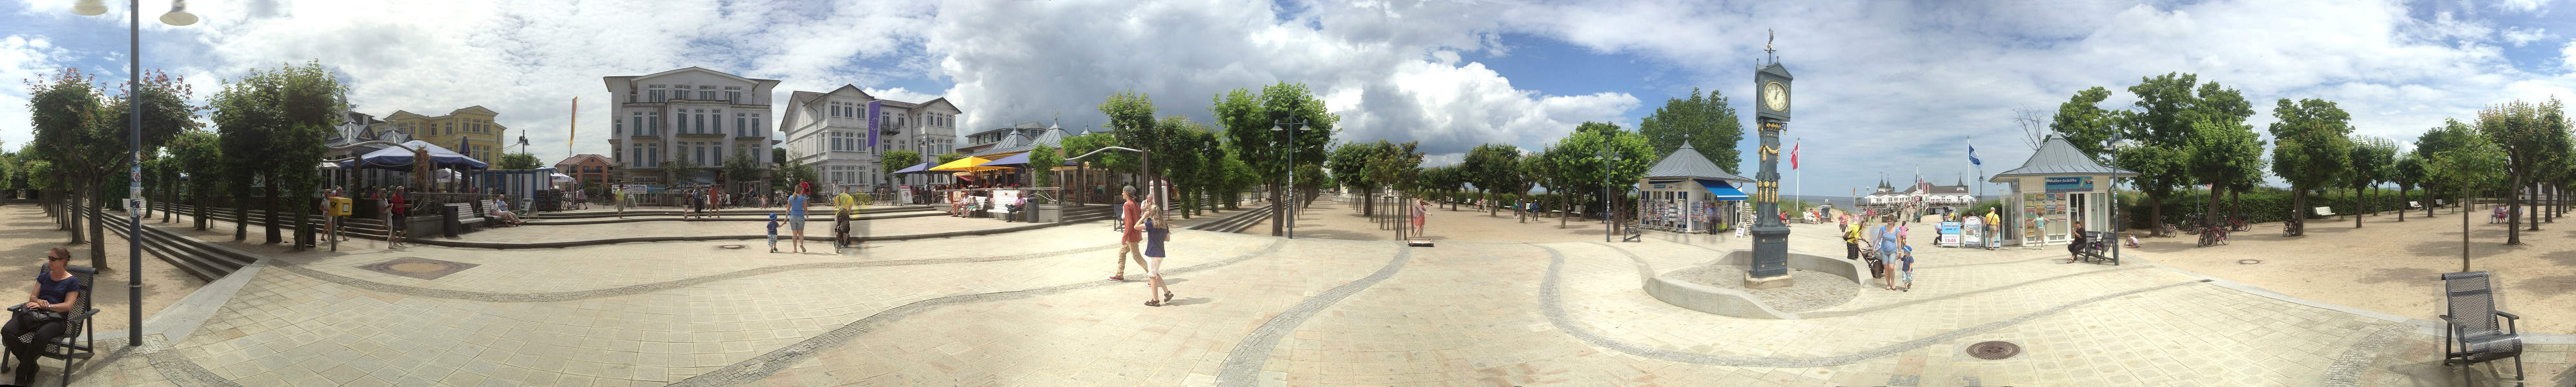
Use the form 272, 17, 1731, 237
1842, 215, 1914, 292
764, 184, 863, 253
1106, 184, 1178, 307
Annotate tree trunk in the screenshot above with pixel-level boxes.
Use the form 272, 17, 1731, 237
1270, 182, 1284, 237
194, 188, 208, 231
264, 174, 282, 244
65, 189, 83, 243
2427, 184, 2438, 218
2461, 191, 2471, 272
2289, 188, 2305, 237
232, 186, 248, 241
86, 184, 109, 273
2528, 181, 2541, 232
2398, 188, 2407, 222
2205, 186, 2221, 235
2231, 188, 2243, 227
2149, 195, 2163, 237
2506, 174, 2523, 245
2355, 185, 2364, 228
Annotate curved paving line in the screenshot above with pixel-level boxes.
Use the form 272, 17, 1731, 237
405, 219, 1095, 249
267, 243, 1124, 303
669, 238, 1294, 386
2318, 322, 2414, 387
522, 211, 943, 225
1215, 245, 1415, 387
1536, 243, 2199, 368
1583, 241, 2152, 318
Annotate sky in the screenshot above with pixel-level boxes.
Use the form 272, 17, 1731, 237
5, 0, 2575, 199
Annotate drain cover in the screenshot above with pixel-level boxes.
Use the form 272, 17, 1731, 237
355, 257, 480, 281
1966, 341, 2021, 360
2238, 259, 2262, 264
717, 244, 747, 250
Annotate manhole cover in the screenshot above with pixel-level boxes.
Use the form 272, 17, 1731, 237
1966, 341, 2021, 360
717, 244, 747, 250
2239, 259, 2262, 264
355, 257, 480, 281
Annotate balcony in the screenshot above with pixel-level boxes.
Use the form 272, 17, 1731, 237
674, 130, 725, 138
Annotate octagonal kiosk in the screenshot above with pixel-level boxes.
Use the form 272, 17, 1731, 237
1636, 143, 1753, 234
1986, 135, 2135, 247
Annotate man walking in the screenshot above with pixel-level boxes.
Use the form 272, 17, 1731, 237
1109, 186, 1150, 281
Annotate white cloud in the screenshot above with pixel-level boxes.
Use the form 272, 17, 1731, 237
2503, 26, 2550, 46
2497, 0, 2547, 13
927, 0, 1636, 161
2564, 39, 2576, 70
0, 34, 73, 149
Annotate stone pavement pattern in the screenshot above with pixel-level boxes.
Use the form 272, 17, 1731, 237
32, 213, 2575, 386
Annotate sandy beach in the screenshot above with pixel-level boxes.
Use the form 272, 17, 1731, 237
2123, 203, 2576, 333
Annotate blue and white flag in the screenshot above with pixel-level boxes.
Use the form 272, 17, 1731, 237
1968, 139, 1982, 166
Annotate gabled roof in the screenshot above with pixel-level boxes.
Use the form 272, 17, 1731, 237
915, 97, 959, 112
1988, 135, 2136, 181
825, 84, 876, 100
970, 126, 1069, 157
1643, 143, 1750, 181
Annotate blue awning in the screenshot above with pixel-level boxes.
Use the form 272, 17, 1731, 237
892, 162, 933, 174
978, 153, 1031, 166
1696, 179, 1749, 201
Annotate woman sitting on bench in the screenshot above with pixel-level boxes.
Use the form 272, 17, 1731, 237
489, 197, 525, 226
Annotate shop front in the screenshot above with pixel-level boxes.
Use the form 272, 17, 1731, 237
1633, 143, 1755, 235
1986, 136, 2135, 246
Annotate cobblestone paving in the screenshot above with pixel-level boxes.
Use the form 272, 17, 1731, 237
49, 218, 2576, 386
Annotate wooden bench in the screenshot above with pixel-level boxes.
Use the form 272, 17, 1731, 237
447, 203, 488, 230
2313, 206, 2336, 219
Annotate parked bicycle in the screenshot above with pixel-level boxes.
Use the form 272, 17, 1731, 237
2198, 224, 2229, 247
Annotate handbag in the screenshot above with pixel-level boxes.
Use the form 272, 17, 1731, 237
9, 305, 62, 326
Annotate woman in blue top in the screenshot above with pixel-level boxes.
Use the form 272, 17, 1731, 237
787, 187, 810, 253
1877, 217, 1905, 291
3, 246, 79, 384
1142, 192, 1177, 306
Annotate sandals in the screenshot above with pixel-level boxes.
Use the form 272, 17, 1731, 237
1144, 300, 1162, 307
1164, 292, 1175, 303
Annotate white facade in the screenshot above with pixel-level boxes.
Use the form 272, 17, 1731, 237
601, 67, 781, 185
776, 85, 963, 194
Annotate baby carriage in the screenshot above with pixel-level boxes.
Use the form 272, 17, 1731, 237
1859, 245, 1884, 279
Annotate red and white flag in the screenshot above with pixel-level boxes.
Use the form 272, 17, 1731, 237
1789, 141, 1800, 170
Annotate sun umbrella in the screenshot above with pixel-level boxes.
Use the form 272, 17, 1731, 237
929, 156, 1007, 172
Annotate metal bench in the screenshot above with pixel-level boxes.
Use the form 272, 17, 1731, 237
447, 203, 487, 229
2440, 271, 2524, 384
2073, 231, 2117, 265
2313, 206, 2336, 219
2, 266, 99, 386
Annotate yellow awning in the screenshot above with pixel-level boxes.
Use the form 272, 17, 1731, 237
931, 156, 1009, 172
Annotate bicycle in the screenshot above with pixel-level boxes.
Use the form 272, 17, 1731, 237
2282, 218, 2302, 237
2198, 225, 2229, 247
2228, 216, 2249, 232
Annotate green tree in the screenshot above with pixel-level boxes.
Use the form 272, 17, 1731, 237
663, 149, 700, 184
36, 68, 205, 266
1326, 141, 1385, 215
2428, 134, 2508, 270
167, 130, 220, 230
880, 150, 921, 190
1544, 122, 1654, 224
2392, 153, 2424, 222
2050, 86, 2121, 161
2267, 98, 2354, 236
770, 147, 787, 167
497, 152, 541, 170
2120, 73, 2251, 236
2475, 98, 2570, 244
2345, 136, 2395, 228
1213, 83, 1337, 233
2416, 120, 2478, 217
721, 152, 763, 190
1463, 143, 1523, 216
1637, 88, 1744, 174
935, 152, 963, 166
1027, 145, 1059, 190
211, 62, 338, 246
1100, 90, 1163, 188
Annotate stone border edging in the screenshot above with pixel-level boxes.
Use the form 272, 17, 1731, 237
1536, 243, 2200, 368
669, 236, 1293, 386
404, 218, 1100, 249
266, 243, 1124, 303
521, 211, 942, 225
1215, 244, 1414, 387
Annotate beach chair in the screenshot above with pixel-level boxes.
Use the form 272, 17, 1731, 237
2, 266, 99, 386
2439, 271, 2524, 384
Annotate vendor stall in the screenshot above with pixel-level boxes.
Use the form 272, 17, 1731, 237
1985, 135, 2135, 246
1634, 143, 1754, 234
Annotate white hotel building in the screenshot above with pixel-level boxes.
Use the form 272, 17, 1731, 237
601, 67, 780, 188
776, 85, 962, 193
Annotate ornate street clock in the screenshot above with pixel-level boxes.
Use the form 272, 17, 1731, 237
1747, 32, 1794, 283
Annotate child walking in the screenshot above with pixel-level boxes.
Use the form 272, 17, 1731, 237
767, 213, 781, 253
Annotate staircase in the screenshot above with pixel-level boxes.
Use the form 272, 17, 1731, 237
80, 207, 260, 282
1185, 203, 1275, 233
1061, 204, 1116, 224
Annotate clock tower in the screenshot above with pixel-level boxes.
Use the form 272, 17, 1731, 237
1747, 35, 1795, 287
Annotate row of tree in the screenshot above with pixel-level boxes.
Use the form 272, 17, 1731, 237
2043, 72, 2572, 248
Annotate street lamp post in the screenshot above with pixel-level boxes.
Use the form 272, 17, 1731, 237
2108, 134, 2127, 266
70, 0, 196, 348
1272, 119, 1308, 239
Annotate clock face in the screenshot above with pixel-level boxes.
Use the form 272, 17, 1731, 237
1762, 82, 1788, 112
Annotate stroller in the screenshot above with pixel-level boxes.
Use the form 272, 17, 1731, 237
1859, 245, 1886, 279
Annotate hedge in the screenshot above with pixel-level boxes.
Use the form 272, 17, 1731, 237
2119, 188, 2452, 229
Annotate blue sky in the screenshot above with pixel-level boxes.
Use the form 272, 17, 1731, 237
6, 0, 2576, 199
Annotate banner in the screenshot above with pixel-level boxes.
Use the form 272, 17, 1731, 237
2043, 176, 2094, 193
867, 100, 883, 148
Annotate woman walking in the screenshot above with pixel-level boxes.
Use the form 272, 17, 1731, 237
1877, 216, 1906, 291
1410, 197, 1429, 237
1142, 191, 1177, 306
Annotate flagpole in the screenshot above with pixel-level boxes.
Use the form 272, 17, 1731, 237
1793, 137, 1800, 212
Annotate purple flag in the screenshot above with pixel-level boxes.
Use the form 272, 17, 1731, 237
867, 100, 883, 148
